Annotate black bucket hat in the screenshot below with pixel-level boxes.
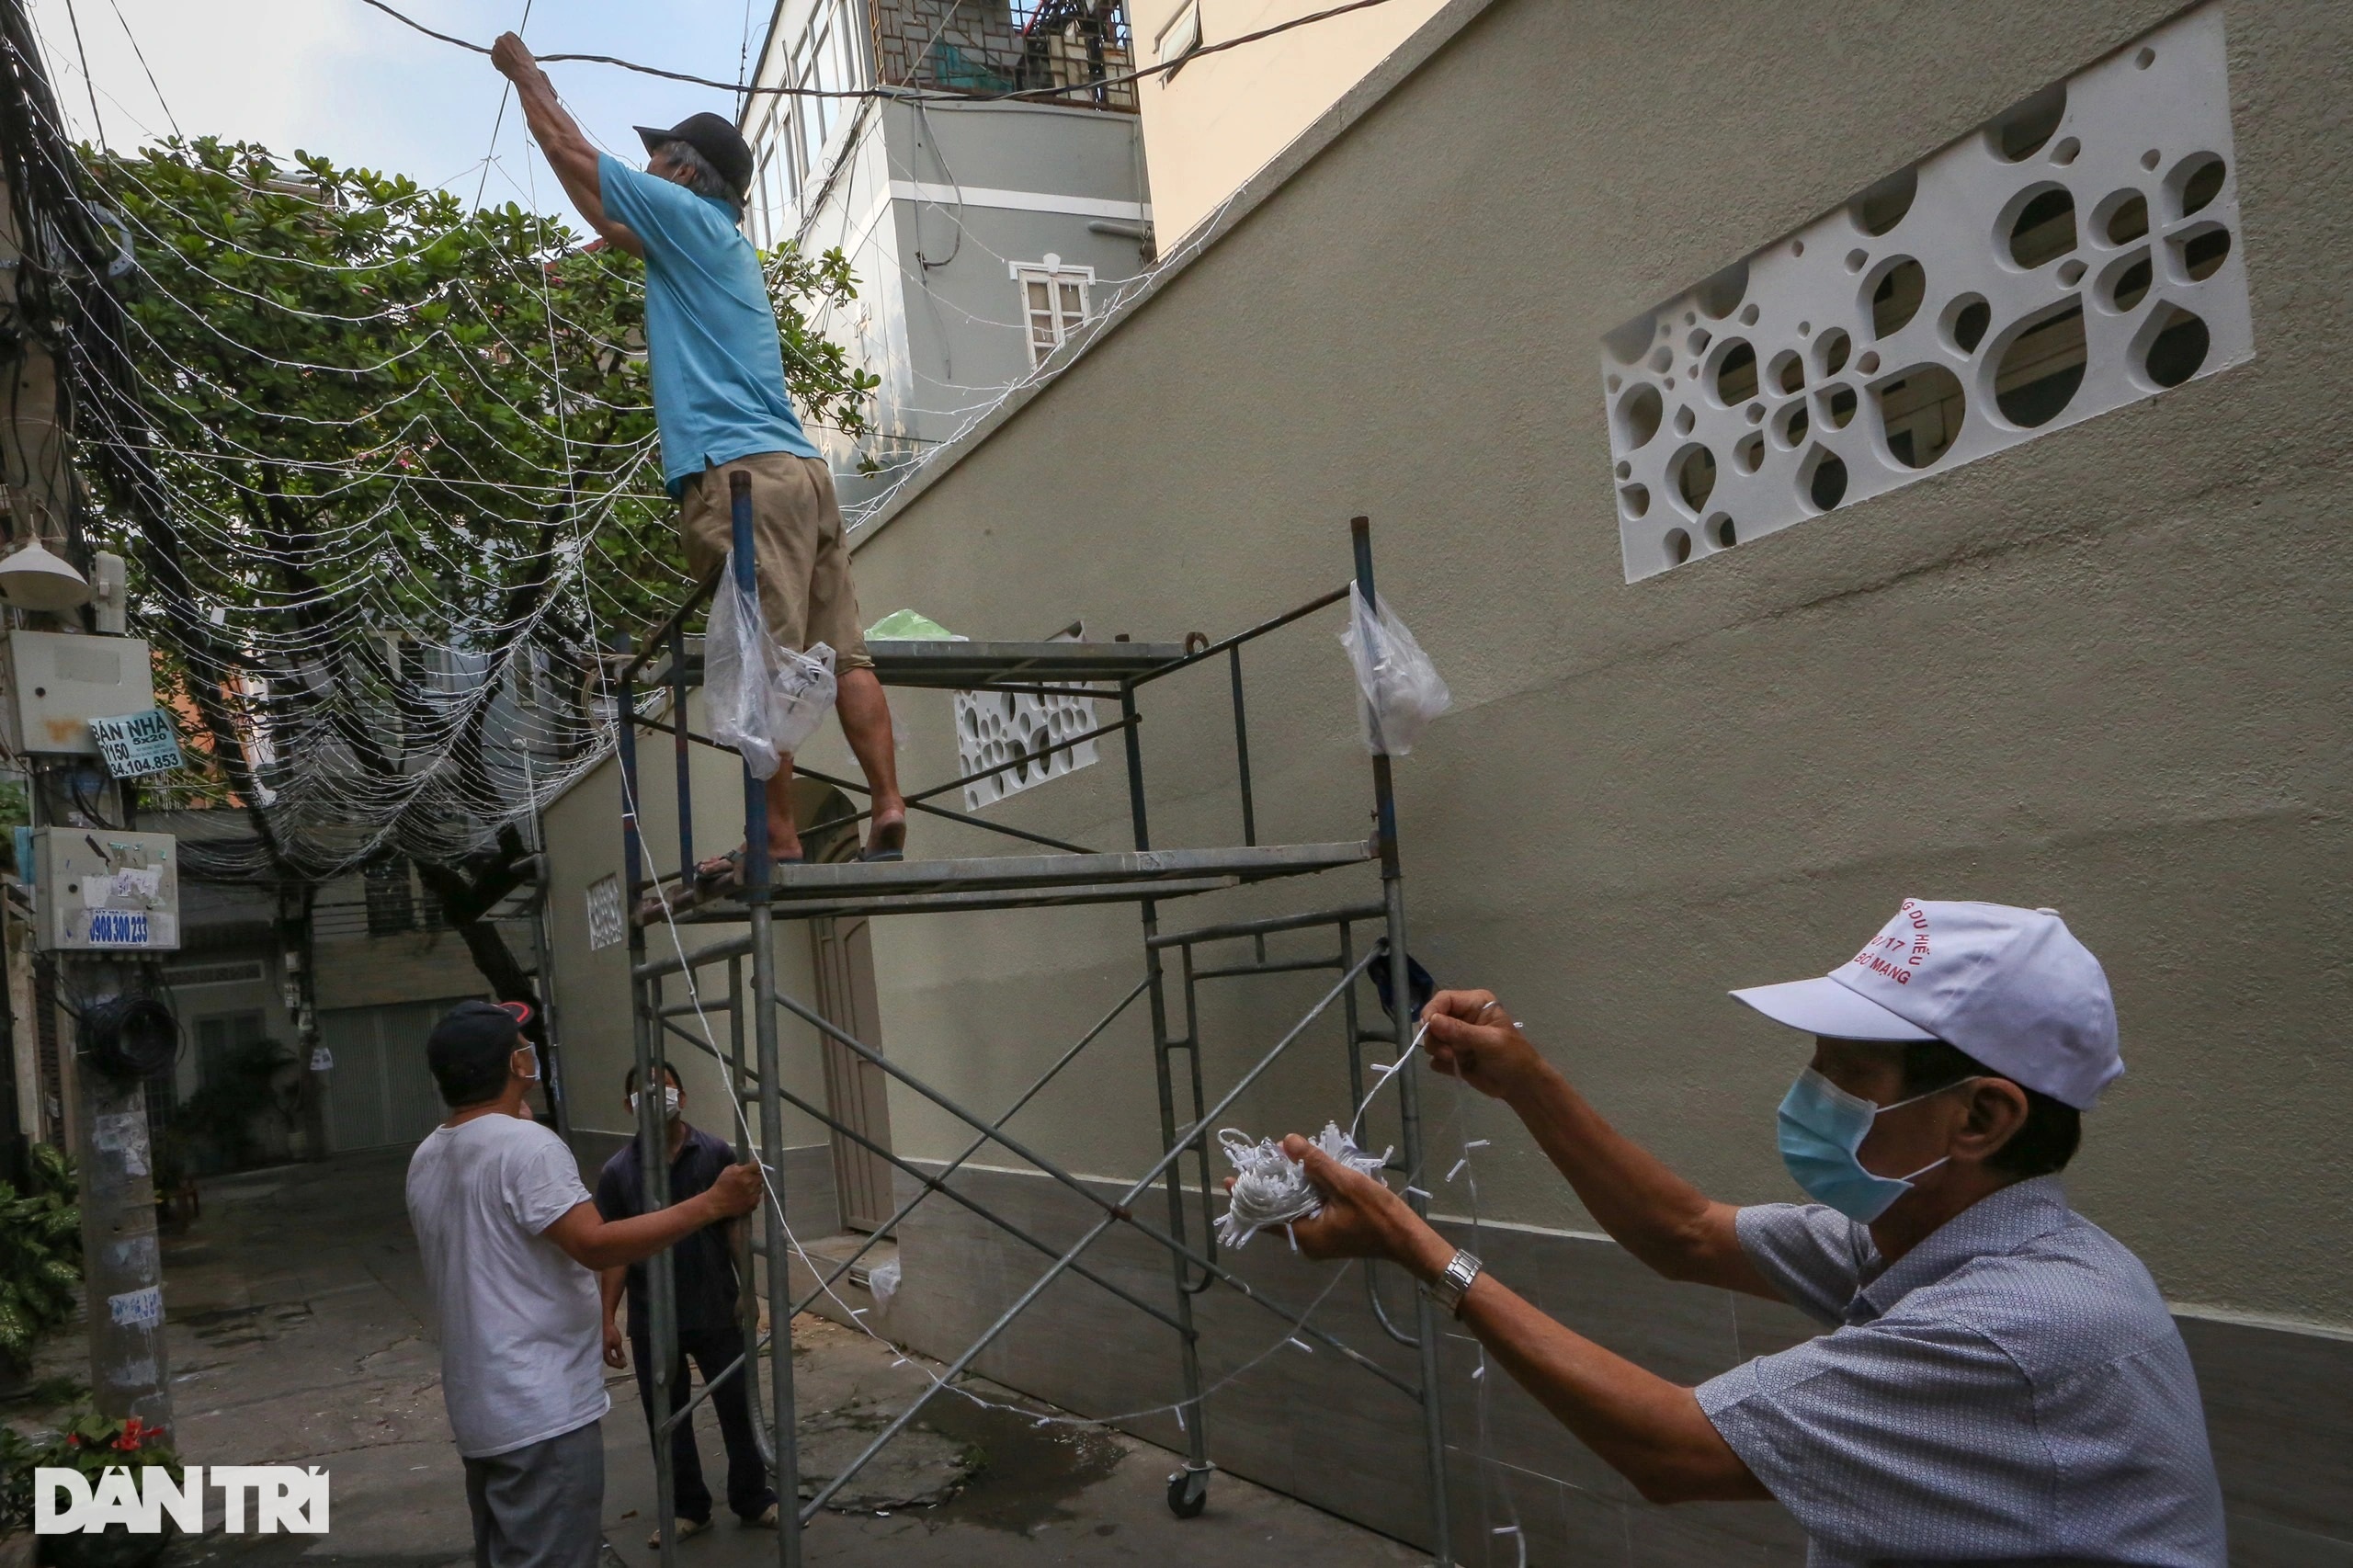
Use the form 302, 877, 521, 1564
634, 112, 756, 203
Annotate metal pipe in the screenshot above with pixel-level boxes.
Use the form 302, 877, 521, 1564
779, 978, 1149, 1321
731, 469, 803, 1568
671, 622, 695, 884
797, 949, 1406, 1520
729, 957, 775, 1469
1353, 514, 1452, 1565
1189, 955, 1344, 981
1229, 645, 1264, 965
1146, 902, 1390, 949
620, 676, 682, 1568
764, 950, 1407, 1385
1126, 585, 1350, 687
616, 573, 720, 686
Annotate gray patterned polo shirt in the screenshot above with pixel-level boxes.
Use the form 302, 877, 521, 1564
1697, 1177, 2225, 1566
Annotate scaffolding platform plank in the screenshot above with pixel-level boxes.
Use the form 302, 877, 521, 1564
639, 875, 1247, 950
636, 841, 1373, 927
640, 637, 1192, 691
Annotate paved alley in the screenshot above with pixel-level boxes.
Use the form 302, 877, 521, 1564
31, 1149, 1420, 1568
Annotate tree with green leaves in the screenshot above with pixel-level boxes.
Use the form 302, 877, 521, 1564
64, 136, 878, 1006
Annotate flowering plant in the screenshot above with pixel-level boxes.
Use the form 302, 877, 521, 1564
0, 1409, 182, 1535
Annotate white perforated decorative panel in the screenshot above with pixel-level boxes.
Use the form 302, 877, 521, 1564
1601, 6, 2251, 582
955, 636, 1101, 811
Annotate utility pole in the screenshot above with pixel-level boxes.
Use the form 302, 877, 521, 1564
0, 3, 175, 1437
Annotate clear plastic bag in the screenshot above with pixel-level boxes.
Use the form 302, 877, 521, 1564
704, 550, 838, 780
1338, 584, 1451, 756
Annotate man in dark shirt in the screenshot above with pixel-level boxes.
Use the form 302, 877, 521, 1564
595, 1066, 777, 1538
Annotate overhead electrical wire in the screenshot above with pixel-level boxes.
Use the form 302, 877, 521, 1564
352, 0, 1410, 107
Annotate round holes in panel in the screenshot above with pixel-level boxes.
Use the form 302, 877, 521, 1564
1671, 444, 1718, 515
1850, 167, 1917, 237
1815, 328, 1852, 376
1872, 362, 1966, 469
1942, 294, 1993, 355
1674, 405, 1697, 437
1991, 301, 2087, 428
1614, 460, 1631, 480
1772, 400, 1811, 450
1739, 303, 1760, 326
2005, 184, 2078, 268
2136, 303, 2210, 389
1619, 484, 1651, 519
1707, 514, 1738, 550
1664, 528, 1692, 568
2057, 258, 2086, 287
1769, 349, 1805, 395
1733, 432, 1766, 473
1711, 339, 1758, 405
1987, 84, 2066, 162
1615, 382, 1664, 449
2100, 248, 2153, 312
1603, 313, 1654, 366
1649, 346, 1673, 372
2050, 137, 2080, 166
1798, 447, 1849, 513
2096, 190, 2150, 245
1864, 256, 1927, 338
2168, 153, 2225, 219
1816, 384, 1859, 431
1694, 261, 1749, 318
2169, 222, 2231, 282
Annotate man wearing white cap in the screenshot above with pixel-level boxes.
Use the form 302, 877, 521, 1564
1278, 900, 2225, 1565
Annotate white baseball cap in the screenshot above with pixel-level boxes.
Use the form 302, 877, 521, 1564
1730, 899, 2122, 1109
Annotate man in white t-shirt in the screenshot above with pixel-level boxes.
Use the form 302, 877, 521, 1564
406, 1001, 761, 1568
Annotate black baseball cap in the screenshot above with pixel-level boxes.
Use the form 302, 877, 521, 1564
634, 112, 756, 203
426, 998, 532, 1056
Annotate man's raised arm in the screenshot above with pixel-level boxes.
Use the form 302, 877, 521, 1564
1419, 990, 1768, 1295
489, 32, 642, 257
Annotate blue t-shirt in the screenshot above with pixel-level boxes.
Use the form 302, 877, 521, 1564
596, 153, 818, 494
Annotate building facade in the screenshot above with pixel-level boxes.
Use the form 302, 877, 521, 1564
740, 0, 1154, 515
544, 0, 2353, 1559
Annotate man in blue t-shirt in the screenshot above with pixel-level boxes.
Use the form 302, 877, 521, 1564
494, 34, 906, 873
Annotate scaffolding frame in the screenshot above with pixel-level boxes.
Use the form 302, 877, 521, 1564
613, 482, 1451, 1566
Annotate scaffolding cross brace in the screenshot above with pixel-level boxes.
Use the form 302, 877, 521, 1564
613, 481, 1452, 1564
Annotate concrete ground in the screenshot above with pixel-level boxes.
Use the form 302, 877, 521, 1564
8, 1148, 1421, 1568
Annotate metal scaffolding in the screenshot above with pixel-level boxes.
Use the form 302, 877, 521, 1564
613, 477, 1452, 1565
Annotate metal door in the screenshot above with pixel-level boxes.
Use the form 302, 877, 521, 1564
809, 915, 894, 1233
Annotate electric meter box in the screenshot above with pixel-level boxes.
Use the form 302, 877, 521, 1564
31, 829, 179, 951
3, 631, 159, 757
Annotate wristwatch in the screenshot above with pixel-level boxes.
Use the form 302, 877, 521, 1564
1422, 1248, 1483, 1317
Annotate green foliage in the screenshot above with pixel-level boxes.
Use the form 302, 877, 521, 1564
0, 1146, 82, 1366
174, 1037, 298, 1173
77, 137, 881, 867
0, 1411, 181, 1535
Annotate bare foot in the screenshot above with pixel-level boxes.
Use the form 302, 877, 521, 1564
864, 805, 907, 859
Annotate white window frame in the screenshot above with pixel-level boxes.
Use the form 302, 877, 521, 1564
1010, 255, 1096, 368
1154, 0, 1201, 74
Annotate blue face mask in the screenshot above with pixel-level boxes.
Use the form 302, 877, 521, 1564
1777, 1067, 1967, 1222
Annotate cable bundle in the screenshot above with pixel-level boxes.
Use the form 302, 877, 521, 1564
1215, 1121, 1390, 1250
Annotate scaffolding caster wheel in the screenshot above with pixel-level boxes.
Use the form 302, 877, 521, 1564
1166, 1469, 1210, 1519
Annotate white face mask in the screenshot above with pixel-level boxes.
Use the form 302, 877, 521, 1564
630, 1085, 682, 1122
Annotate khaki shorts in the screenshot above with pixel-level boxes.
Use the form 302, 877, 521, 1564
679, 451, 873, 671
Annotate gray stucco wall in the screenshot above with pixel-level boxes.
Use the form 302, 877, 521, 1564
846, 0, 2353, 1332
536, 0, 2353, 1555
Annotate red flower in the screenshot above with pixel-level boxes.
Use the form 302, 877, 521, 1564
65, 1435, 78, 1448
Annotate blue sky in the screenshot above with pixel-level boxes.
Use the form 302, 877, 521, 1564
26, 0, 769, 208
